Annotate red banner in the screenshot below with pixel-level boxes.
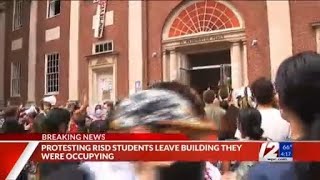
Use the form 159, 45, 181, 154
31, 142, 259, 162
2, 140, 320, 179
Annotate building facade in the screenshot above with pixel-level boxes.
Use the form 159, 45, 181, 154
0, 0, 320, 107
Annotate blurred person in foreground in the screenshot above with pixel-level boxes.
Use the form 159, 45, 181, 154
150, 81, 221, 180
81, 88, 220, 180
38, 108, 80, 179
45, 165, 93, 180
235, 78, 290, 141
89, 120, 108, 133
248, 52, 320, 180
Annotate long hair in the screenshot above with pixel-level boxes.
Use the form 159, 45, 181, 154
238, 108, 263, 140
275, 51, 320, 179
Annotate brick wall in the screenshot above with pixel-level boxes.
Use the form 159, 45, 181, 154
290, 1, 320, 54
35, 1, 70, 106
146, 0, 271, 85
4, 1, 31, 105
78, 0, 129, 101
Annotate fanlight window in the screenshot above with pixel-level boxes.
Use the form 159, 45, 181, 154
169, 1, 240, 37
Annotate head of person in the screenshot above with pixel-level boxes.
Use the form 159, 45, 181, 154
275, 51, 320, 179
32, 113, 46, 133
45, 165, 92, 180
4, 106, 19, 119
219, 101, 229, 111
94, 104, 103, 119
149, 81, 205, 119
203, 90, 216, 104
276, 52, 320, 139
67, 101, 80, 115
238, 108, 263, 140
103, 101, 114, 112
42, 95, 56, 112
251, 77, 275, 106
219, 105, 239, 140
2, 106, 24, 133
76, 114, 88, 133
89, 120, 108, 133
95, 104, 102, 110
1, 118, 25, 133
42, 108, 71, 133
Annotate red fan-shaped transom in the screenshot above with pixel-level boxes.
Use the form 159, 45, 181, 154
169, 1, 240, 38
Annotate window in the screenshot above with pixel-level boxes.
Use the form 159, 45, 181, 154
312, 23, 320, 54
47, 0, 60, 18
10, 62, 21, 97
45, 53, 59, 94
93, 41, 113, 54
13, 0, 23, 30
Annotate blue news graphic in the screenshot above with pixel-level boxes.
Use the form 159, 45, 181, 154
279, 142, 293, 158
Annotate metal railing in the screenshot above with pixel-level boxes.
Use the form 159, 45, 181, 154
180, 64, 231, 71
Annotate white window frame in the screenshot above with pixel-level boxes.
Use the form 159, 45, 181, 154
45, 53, 60, 95
92, 40, 114, 55
10, 62, 21, 97
47, 0, 61, 18
12, 0, 23, 31
311, 23, 320, 54
316, 27, 320, 54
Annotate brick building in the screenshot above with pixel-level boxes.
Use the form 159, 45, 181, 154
0, 0, 320, 107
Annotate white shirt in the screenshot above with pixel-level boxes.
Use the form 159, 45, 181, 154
81, 162, 136, 180
204, 162, 221, 180
235, 108, 290, 141
82, 161, 221, 180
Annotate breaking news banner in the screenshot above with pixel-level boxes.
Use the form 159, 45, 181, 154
0, 134, 320, 179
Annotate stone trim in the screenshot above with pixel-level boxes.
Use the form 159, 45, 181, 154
88, 55, 117, 105
163, 29, 245, 50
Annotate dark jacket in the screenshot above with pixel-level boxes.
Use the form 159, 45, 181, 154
158, 162, 205, 180
39, 162, 80, 180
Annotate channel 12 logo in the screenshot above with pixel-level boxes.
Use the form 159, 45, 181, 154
259, 142, 293, 162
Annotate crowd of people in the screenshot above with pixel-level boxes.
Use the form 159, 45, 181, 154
1, 51, 320, 180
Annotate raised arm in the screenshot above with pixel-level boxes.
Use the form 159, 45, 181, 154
76, 90, 89, 115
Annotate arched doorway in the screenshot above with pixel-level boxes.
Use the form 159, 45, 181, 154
162, 0, 248, 92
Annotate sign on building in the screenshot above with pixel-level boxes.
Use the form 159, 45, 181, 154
94, 0, 107, 38
179, 35, 225, 45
